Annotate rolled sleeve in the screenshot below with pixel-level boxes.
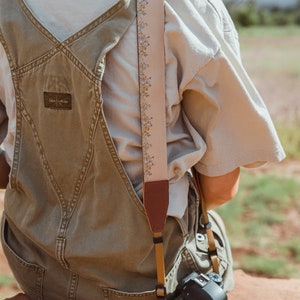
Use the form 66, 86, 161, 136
182, 49, 285, 176
0, 44, 8, 145
0, 42, 15, 163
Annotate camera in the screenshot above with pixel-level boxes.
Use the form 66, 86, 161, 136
168, 272, 227, 300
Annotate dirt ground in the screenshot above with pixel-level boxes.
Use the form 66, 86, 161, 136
228, 270, 300, 300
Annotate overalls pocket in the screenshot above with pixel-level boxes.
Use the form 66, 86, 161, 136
193, 210, 230, 274
1, 215, 45, 300
165, 178, 234, 293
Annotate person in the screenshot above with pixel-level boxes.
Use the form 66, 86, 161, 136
0, 0, 285, 299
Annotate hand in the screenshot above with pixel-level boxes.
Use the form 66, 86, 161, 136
5, 293, 31, 300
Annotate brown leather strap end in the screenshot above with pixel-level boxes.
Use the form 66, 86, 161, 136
143, 180, 169, 233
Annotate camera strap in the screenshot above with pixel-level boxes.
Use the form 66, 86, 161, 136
137, 0, 220, 297
192, 168, 220, 274
137, 0, 168, 298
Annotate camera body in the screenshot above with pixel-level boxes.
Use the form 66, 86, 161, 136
168, 272, 227, 300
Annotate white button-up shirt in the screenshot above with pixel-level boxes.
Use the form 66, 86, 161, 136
0, 0, 285, 217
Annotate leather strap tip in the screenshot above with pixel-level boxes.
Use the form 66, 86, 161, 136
156, 285, 166, 298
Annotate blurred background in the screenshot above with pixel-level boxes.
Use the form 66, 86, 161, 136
217, 0, 300, 279
1, 0, 300, 298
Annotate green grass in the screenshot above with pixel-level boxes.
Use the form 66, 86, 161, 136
216, 171, 300, 278
239, 255, 299, 278
0, 274, 19, 299
284, 238, 300, 262
237, 25, 300, 38
276, 122, 300, 160
0, 274, 14, 287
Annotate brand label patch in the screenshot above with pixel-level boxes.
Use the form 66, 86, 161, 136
44, 92, 72, 110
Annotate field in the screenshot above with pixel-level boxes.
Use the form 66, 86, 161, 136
1, 26, 300, 298
217, 25, 300, 278
238, 26, 300, 125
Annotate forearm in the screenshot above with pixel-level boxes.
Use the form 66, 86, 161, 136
199, 167, 240, 210
0, 148, 10, 189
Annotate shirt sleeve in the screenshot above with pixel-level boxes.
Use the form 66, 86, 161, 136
0, 101, 7, 145
0, 41, 16, 164
181, 1, 285, 176
0, 44, 8, 146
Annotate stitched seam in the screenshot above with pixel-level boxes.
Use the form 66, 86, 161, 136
3, 11, 104, 244
1, 27, 96, 83
59, 46, 98, 83
68, 273, 79, 300
12, 44, 98, 84
9, 78, 23, 190
182, 247, 201, 272
65, 83, 101, 223
0, 32, 20, 189
18, 0, 127, 46
99, 111, 146, 215
12, 46, 59, 77
65, 0, 127, 45
10, 58, 97, 220
103, 288, 156, 297
0, 31, 15, 70
56, 237, 69, 269
4, 0, 146, 263
13, 80, 67, 210
207, 0, 222, 25
18, 0, 60, 45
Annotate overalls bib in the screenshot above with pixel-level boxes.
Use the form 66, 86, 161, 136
0, 0, 232, 299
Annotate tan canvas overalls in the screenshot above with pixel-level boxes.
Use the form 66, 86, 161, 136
0, 0, 233, 299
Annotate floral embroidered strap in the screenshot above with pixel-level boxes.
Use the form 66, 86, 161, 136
136, 0, 168, 183
136, 0, 168, 298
